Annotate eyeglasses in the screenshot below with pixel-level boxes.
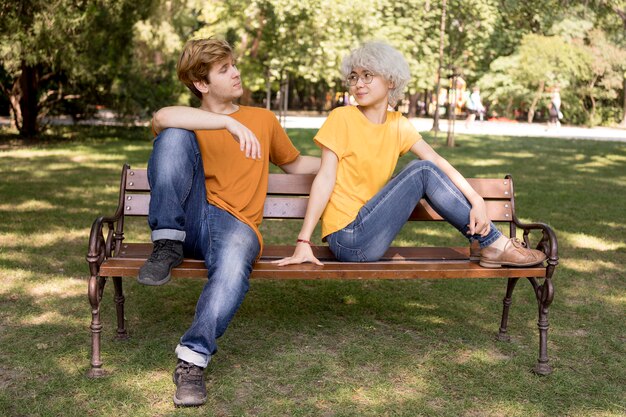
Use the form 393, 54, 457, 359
346, 72, 375, 86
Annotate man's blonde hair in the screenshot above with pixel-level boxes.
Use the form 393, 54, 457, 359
177, 38, 234, 99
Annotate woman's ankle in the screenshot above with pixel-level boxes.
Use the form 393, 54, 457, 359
486, 235, 508, 251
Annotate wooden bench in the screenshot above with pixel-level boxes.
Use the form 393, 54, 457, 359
86, 164, 558, 377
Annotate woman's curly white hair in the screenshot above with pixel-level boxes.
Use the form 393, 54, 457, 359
341, 41, 410, 107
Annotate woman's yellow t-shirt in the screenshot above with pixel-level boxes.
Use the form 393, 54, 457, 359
314, 106, 422, 238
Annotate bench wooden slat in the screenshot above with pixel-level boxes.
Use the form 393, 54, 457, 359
250, 263, 547, 280
408, 199, 512, 222
102, 243, 546, 280
124, 194, 513, 221
116, 243, 471, 261
125, 169, 150, 191
100, 257, 545, 279
267, 173, 316, 195
125, 169, 513, 199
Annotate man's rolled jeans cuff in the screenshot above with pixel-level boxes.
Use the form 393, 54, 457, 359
175, 344, 210, 368
151, 229, 186, 243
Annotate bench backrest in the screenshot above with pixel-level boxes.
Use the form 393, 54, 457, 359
119, 165, 516, 222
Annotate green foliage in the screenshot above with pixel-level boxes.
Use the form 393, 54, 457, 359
477, 55, 529, 116
1, 0, 625, 131
111, 1, 194, 117
479, 13, 626, 125
516, 34, 590, 89
0, 0, 155, 134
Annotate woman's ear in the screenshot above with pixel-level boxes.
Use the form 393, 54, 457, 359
388, 80, 395, 89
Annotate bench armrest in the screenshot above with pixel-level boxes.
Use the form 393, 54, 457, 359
86, 212, 123, 276
512, 216, 559, 267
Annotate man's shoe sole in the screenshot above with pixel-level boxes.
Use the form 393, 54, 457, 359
173, 394, 207, 407
137, 259, 183, 286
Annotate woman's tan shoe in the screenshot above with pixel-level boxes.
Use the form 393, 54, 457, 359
480, 238, 547, 268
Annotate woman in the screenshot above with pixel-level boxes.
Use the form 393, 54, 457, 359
276, 42, 545, 268
548, 87, 562, 129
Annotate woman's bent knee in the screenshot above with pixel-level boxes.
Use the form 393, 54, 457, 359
405, 159, 436, 171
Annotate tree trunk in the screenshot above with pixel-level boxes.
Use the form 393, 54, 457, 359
589, 79, 597, 125
408, 92, 419, 117
620, 76, 626, 127
18, 62, 40, 137
8, 85, 21, 131
283, 72, 289, 121
527, 80, 545, 123
431, 0, 447, 134
265, 69, 272, 111
505, 98, 513, 119
446, 74, 458, 148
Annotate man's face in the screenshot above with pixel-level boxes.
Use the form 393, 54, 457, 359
206, 56, 243, 101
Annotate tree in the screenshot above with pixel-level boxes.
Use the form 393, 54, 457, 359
572, 29, 626, 125
477, 54, 528, 118
0, 0, 153, 137
191, 0, 376, 114
516, 34, 590, 122
112, 0, 196, 118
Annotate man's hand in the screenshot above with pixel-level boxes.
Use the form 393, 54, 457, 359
273, 241, 324, 266
225, 118, 262, 160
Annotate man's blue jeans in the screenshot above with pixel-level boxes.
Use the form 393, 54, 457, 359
326, 160, 502, 262
147, 128, 260, 368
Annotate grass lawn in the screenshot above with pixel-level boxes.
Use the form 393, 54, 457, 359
0, 125, 624, 417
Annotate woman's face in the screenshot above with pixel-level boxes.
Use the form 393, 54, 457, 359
347, 67, 392, 107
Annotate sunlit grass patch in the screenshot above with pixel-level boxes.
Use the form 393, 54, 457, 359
561, 231, 625, 251
466, 158, 508, 167
602, 293, 626, 308
0, 200, 57, 211
0, 229, 87, 249
564, 258, 621, 273
26, 277, 84, 299
453, 347, 512, 365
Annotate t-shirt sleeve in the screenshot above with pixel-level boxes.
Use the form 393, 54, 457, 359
313, 109, 349, 160
269, 114, 300, 166
398, 116, 422, 155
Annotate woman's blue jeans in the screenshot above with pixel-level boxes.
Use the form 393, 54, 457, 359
326, 160, 502, 262
147, 128, 260, 368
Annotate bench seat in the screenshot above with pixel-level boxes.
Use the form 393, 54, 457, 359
102, 243, 547, 280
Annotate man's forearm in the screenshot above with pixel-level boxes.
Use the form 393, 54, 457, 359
153, 107, 229, 134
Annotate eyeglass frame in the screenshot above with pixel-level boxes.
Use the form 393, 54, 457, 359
346, 71, 376, 86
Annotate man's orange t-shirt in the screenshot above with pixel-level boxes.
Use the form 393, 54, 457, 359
193, 106, 300, 251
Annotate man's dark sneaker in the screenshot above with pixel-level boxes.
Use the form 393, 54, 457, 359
172, 360, 207, 407
137, 239, 183, 286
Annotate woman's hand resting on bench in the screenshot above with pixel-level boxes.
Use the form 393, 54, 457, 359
273, 241, 324, 266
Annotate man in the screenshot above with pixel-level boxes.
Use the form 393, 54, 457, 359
137, 38, 320, 407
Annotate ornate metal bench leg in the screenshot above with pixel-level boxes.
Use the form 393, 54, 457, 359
87, 274, 107, 377
113, 277, 129, 340
497, 278, 519, 342
529, 277, 554, 375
